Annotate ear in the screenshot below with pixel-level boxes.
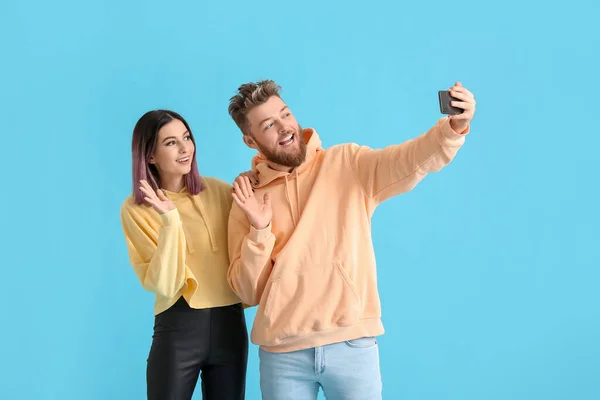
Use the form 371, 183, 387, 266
148, 155, 156, 164
243, 135, 258, 150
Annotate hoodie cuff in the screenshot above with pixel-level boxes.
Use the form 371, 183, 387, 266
160, 209, 181, 226
248, 222, 273, 244
439, 118, 468, 145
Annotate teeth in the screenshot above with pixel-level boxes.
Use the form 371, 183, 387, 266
177, 157, 189, 162
280, 134, 293, 144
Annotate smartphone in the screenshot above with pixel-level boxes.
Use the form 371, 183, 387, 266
438, 90, 463, 115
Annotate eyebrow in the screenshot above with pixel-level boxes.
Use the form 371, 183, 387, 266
161, 130, 190, 143
259, 106, 289, 127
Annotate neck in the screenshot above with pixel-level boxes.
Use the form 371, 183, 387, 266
267, 161, 295, 173
160, 174, 185, 192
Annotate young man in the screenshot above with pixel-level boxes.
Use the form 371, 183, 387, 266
226, 80, 476, 399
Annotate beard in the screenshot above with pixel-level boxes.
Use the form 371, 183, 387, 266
257, 124, 307, 168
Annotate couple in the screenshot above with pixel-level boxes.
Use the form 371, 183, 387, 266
120, 79, 476, 400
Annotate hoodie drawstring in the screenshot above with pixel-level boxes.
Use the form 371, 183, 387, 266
191, 195, 218, 252
283, 172, 302, 228
295, 170, 300, 220
163, 191, 218, 253
284, 176, 297, 227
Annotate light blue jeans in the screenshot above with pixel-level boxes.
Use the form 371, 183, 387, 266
259, 337, 382, 400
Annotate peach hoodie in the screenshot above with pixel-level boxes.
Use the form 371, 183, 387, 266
227, 117, 468, 352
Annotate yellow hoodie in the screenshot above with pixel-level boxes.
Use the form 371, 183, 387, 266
227, 117, 468, 352
121, 176, 241, 315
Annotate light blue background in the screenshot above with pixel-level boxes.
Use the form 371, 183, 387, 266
1, 0, 598, 399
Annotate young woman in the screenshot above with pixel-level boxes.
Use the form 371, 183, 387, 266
120, 110, 249, 400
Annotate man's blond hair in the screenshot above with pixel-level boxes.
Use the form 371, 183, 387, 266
228, 79, 282, 135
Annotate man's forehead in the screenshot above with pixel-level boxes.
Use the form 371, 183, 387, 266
249, 96, 287, 118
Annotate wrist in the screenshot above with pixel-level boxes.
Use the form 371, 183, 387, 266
160, 208, 180, 225
158, 206, 176, 215
248, 221, 272, 243
449, 119, 468, 134
251, 220, 270, 230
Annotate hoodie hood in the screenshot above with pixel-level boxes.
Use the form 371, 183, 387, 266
250, 128, 322, 188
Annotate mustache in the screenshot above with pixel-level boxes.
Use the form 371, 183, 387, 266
278, 130, 296, 140
277, 126, 303, 142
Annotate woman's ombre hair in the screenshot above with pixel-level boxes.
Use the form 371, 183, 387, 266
131, 110, 203, 204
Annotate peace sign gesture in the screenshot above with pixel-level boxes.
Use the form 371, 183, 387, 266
139, 180, 176, 214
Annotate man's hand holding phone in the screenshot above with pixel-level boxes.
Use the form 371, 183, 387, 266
439, 82, 476, 134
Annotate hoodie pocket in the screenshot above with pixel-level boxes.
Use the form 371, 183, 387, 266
264, 279, 280, 318
334, 261, 360, 305
257, 260, 361, 344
